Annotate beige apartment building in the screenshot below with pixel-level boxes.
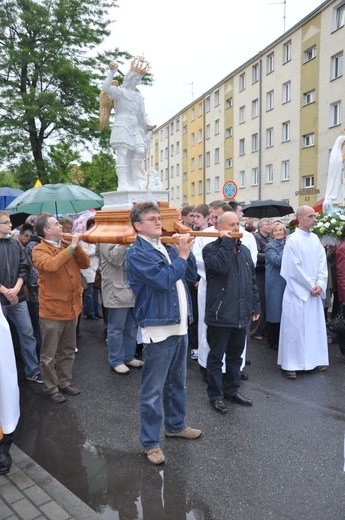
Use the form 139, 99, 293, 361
146, 0, 345, 210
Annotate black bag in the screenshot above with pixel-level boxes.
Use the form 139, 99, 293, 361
327, 312, 345, 335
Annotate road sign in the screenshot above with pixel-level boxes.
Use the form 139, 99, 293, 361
222, 180, 238, 200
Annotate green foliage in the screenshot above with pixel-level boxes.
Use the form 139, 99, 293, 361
0, 170, 21, 188
46, 142, 81, 184
76, 152, 117, 194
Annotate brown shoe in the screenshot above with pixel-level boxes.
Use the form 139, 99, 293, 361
165, 426, 202, 439
315, 366, 327, 372
144, 447, 165, 465
251, 334, 263, 340
282, 370, 297, 379
45, 392, 66, 403
60, 385, 81, 395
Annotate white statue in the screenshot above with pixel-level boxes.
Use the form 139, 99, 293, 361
147, 169, 163, 191
323, 130, 345, 214
100, 56, 156, 191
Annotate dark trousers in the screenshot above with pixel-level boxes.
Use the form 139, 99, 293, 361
206, 326, 246, 401
266, 322, 280, 347
188, 284, 198, 350
250, 271, 266, 336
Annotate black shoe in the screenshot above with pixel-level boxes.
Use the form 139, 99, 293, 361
224, 393, 253, 406
0, 453, 11, 475
87, 315, 98, 320
241, 372, 249, 381
210, 399, 228, 414
268, 344, 278, 350
45, 392, 67, 403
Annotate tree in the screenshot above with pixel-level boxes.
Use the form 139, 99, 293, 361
0, 0, 133, 182
76, 152, 117, 194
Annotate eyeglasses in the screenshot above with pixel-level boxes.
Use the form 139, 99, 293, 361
140, 216, 162, 223
0, 220, 11, 225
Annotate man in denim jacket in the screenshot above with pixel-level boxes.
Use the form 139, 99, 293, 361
126, 202, 202, 465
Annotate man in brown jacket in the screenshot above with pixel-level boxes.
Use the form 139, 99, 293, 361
33, 213, 90, 403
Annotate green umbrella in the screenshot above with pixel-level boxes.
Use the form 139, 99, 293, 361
6, 183, 104, 215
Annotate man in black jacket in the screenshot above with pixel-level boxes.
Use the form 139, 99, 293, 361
203, 212, 260, 414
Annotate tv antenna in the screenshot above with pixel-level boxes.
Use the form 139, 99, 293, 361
268, 0, 287, 33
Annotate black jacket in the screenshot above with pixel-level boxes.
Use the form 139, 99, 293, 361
203, 237, 260, 328
0, 237, 29, 307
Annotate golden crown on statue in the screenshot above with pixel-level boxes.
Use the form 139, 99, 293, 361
130, 55, 150, 75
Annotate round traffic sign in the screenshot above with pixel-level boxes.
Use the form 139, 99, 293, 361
222, 180, 238, 200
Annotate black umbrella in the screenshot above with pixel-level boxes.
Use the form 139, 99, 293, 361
7, 211, 31, 228
242, 199, 294, 218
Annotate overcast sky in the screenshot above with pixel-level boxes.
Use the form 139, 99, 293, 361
102, 0, 324, 127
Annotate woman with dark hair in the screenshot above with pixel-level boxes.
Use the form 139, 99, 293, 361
334, 223, 345, 361
265, 222, 287, 350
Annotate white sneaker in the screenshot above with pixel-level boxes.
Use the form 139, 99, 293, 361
191, 349, 198, 360
126, 359, 144, 368
113, 364, 130, 375
75, 347, 78, 353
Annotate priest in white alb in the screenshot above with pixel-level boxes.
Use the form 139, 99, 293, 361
278, 205, 329, 379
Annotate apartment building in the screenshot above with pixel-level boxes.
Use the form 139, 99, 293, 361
146, 0, 345, 210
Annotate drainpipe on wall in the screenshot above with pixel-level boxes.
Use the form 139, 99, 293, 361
258, 57, 262, 201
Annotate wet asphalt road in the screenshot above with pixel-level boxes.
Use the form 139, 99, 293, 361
14, 317, 345, 520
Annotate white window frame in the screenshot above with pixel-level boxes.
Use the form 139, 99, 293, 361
226, 97, 233, 108
282, 121, 290, 142
214, 89, 220, 107
239, 106, 246, 124
281, 160, 290, 181
252, 63, 259, 84
302, 175, 314, 188
198, 154, 203, 169
215, 148, 220, 164
198, 129, 202, 143
303, 90, 315, 106
267, 53, 274, 74
191, 182, 195, 196
206, 124, 211, 139
239, 138, 245, 156
214, 176, 220, 192
266, 90, 274, 111
330, 101, 341, 127
304, 45, 316, 63
191, 133, 195, 146
206, 178, 211, 194
226, 158, 233, 168
205, 96, 211, 112
265, 164, 273, 184
225, 127, 233, 138
283, 40, 292, 63
302, 133, 315, 148
198, 102, 203, 117
239, 170, 246, 188
251, 167, 258, 186
282, 81, 291, 103
251, 133, 258, 152
252, 99, 259, 118
191, 107, 195, 121
170, 165, 174, 178
331, 52, 343, 80
239, 73, 246, 92
206, 151, 211, 167
333, 3, 345, 30
198, 180, 203, 195
191, 157, 195, 171
266, 128, 274, 148
215, 119, 220, 135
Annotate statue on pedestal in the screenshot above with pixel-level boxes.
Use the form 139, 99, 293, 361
323, 129, 345, 214
100, 56, 156, 191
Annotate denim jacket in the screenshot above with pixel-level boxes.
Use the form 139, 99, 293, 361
126, 236, 196, 328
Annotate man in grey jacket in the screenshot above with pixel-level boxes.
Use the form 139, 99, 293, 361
100, 243, 142, 375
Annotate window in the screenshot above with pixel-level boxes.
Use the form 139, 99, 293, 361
171, 187, 174, 199
198, 102, 203, 117
251, 133, 258, 152
252, 99, 259, 118
183, 172, 187, 180
239, 170, 246, 188
206, 124, 211, 139
198, 129, 203, 142
266, 90, 274, 111
198, 180, 203, 195
176, 164, 180, 176
281, 160, 290, 181
303, 90, 315, 105
214, 90, 220, 107
170, 121, 174, 134
165, 168, 168, 180
267, 53, 274, 74
183, 125, 187, 134
252, 63, 259, 84
251, 168, 258, 186
226, 158, 233, 168
191, 108, 195, 121
239, 138, 245, 156
302, 175, 314, 188
191, 182, 195, 196
226, 97, 233, 108
165, 147, 168, 159
215, 119, 220, 135
160, 169, 163, 181
206, 179, 211, 193
183, 148, 187, 157
304, 46, 316, 63
191, 133, 195, 146
331, 52, 343, 80
215, 148, 220, 164
266, 128, 274, 148
283, 41, 292, 63
282, 81, 291, 103
206, 151, 211, 167
176, 186, 180, 199
160, 149, 163, 161
160, 129, 164, 141
170, 165, 174, 178
265, 164, 273, 183
165, 127, 169, 138
239, 73, 246, 92
239, 106, 246, 124
282, 121, 290, 142
191, 157, 195, 171
170, 144, 174, 156
176, 119, 180, 131
330, 101, 341, 127
176, 141, 180, 154
333, 3, 345, 30
215, 176, 220, 192
205, 96, 210, 112
198, 154, 203, 169
225, 127, 233, 138
302, 133, 315, 148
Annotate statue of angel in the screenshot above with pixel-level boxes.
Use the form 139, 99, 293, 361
323, 130, 345, 214
100, 59, 155, 191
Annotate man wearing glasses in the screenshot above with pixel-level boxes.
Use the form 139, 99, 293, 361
126, 202, 201, 465
0, 211, 42, 384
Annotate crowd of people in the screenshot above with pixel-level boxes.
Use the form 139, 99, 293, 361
1, 200, 344, 471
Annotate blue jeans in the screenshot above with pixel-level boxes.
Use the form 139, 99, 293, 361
2, 301, 40, 378
107, 307, 137, 367
83, 282, 100, 317
139, 334, 188, 449
206, 326, 246, 401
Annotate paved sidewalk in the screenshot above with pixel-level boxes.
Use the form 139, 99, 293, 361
0, 445, 101, 520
